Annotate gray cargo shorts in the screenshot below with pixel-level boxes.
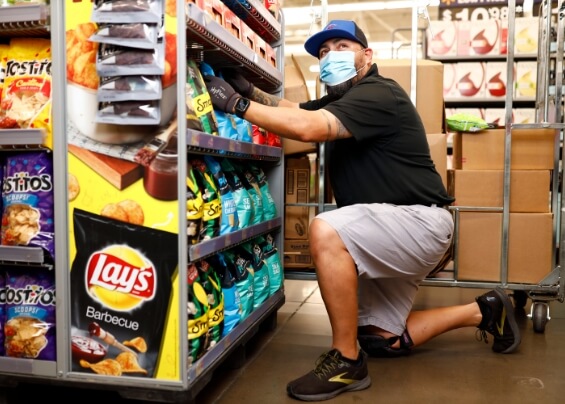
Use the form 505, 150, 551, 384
316, 203, 454, 335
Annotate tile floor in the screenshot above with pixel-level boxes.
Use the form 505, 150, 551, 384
2, 278, 565, 403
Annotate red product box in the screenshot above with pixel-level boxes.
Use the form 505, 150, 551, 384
204, 0, 225, 26
241, 22, 257, 51
485, 61, 514, 99
255, 35, 267, 61
455, 62, 486, 99
224, 8, 242, 41
469, 19, 500, 56
265, 42, 277, 68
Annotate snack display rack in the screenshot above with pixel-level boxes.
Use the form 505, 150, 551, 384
0, 1, 286, 402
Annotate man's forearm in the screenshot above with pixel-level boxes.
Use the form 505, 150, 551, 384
249, 87, 298, 109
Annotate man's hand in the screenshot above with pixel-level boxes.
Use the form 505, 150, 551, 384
222, 69, 254, 98
204, 75, 241, 113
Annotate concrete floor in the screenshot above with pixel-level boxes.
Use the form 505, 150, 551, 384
2, 279, 565, 403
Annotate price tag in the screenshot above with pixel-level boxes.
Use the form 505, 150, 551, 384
438, 0, 529, 21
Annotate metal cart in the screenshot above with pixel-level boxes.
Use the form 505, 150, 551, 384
423, 0, 565, 334
285, 0, 565, 334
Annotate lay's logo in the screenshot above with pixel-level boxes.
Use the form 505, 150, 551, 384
86, 244, 156, 312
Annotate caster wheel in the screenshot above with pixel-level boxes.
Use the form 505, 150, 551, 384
512, 290, 528, 309
531, 302, 550, 333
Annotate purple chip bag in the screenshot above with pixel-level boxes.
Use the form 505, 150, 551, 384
1, 151, 55, 259
4, 267, 56, 360
0, 269, 5, 356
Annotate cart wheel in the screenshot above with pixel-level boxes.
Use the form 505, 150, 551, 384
512, 290, 528, 309
531, 302, 550, 333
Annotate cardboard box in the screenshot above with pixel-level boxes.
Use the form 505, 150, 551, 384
427, 133, 448, 188
285, 157, 311, 239
377, 59, 444, 134
452, 128, 556, 170
457, 212, 554, 283
283, 54, 316, 155
449, 169, 551, 212
284, 239, 314, 268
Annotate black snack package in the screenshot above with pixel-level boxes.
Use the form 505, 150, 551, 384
70, 208, 178, 378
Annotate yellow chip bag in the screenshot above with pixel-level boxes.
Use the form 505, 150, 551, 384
0, 38, 52, 148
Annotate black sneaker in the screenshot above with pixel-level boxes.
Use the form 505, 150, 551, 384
476, 287, 521, 353
286, 349, 371, 401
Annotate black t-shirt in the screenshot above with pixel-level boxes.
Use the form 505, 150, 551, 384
299, 64, 454, 208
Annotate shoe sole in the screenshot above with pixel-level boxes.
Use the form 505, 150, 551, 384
288, 376, 372, 402
493, 287, 522, 354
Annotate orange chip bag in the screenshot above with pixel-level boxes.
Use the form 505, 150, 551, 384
0, 38, 52, 147
0, 44, 9, 113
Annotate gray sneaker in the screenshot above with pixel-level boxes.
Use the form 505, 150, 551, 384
476, 287, 521, 353
286, 349, 371, 401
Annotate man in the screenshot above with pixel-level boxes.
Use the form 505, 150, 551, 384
205, 19, 520, 402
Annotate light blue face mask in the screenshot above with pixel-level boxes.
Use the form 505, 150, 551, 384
319, 50, 362, 86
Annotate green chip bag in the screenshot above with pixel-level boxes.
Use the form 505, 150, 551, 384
446, 113, 491, 133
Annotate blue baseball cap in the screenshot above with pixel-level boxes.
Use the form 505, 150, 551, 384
304, 20, 368, 58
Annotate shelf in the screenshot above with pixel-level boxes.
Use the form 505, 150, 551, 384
0, 3, 50, 37
445, 97, 535, 104
0, 245, 46, 265
221, 0, 281, 44
189, 217, 282, 262
186, 130, 282, 161
186, 3, 282, 93
0, 129, 45, 147
428, 53, 538, 62
183, 288, 284, 401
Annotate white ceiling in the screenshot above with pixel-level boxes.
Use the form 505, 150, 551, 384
280, 0, 438, 94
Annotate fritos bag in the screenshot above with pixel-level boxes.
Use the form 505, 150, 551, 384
0, 38, 52, 147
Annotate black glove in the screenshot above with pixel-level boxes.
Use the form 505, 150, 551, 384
222, 69, 254, 98
204, 75, 241, 114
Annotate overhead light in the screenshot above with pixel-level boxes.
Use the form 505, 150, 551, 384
283, 0, 439, 26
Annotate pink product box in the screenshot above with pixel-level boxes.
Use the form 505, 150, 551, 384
484, 108, 508, 127
469, 19, 501, 56
452, 108, 484, 119
456, 20, 471, 56
499, 19, 508, 55
443, 63, 458, 99
455, 62, 486, 98
485, 61, 514, 99
428, 20, 458, 57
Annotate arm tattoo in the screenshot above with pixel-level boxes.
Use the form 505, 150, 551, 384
320, 110, 349, 141
335, 119, 348, 139
321, 110, 333, 141
251, 88, 280, 106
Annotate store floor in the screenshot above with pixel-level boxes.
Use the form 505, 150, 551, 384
3, 278, 565, 403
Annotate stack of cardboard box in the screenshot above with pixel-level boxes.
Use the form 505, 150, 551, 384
283, 156, 316, 269
450, 128, 557, 283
